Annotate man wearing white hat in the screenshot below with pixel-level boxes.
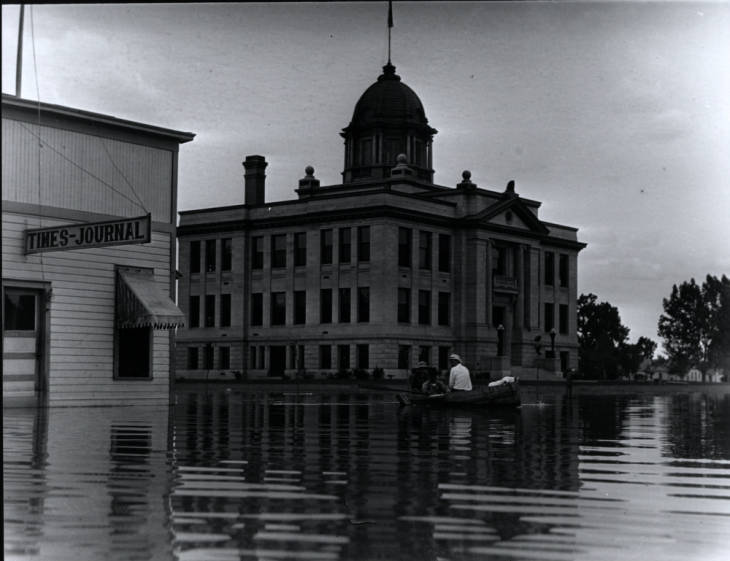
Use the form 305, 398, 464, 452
448, 354, 472, 391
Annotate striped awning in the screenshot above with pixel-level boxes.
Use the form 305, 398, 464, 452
116, 268, 185, 329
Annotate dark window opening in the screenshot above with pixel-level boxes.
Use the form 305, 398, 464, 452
544, 302, 555, 332
321, 229, 333, 265
438, 292, 450, 326
337, 345, 350, 371
219, 346, 230, 369
189, 296, 200, 328
339, 288, 351, 323
251, 293, 263, 326
271, 292, 286, 326
294, 291, 306, 324
220, 294, 231, 327
438, 234, 451, 273
187, 347, 198, 370
339, 228, 351, 263
221, 238, 232, 271
439, 346, 450, 370
419, 231, 432, 270
205, 239, 216, 272
357, 287, 370, 323
398, 345, 410, 369
118, 327, 151, 378
320, 289, 332, 324
190, 241, 201, 274
357, 344, 369, 369
205, 295, 215, 327
544, 252, 555, 286
251, 236, 264, 269
3, 291, 36, 330
398, 288, 410, 323
398, 227, 412, 267
559, 304, 569, 334
559, 254, 569, 288
319, 345, 332, 369
358, 226, 370, 262
294, 232, 307, 267
418, 290, 431, 325
272, 234, 287, 268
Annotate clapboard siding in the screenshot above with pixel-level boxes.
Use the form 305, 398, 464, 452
3, 209, 175, 406
2, 119, 173, 222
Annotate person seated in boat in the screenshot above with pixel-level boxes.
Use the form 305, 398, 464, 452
409, 361, 430, 392
448, 354, 473, 392
421, 368, 448, 396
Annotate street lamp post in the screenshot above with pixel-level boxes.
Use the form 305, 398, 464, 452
549, 328, 556, 358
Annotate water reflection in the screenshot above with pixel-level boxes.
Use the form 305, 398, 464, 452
3, 388, 730, 560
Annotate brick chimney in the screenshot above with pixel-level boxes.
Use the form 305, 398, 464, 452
243, 155, 267, 206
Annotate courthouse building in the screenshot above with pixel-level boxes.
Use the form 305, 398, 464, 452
2, 94, 194, 406
176, 62, 585, 380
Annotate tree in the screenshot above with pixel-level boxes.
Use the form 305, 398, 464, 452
658, 275, 730, 373
577, 293, 630, 379
619, 336, 658, 377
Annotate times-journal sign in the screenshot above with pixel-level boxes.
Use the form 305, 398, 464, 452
25, 214, 151, 254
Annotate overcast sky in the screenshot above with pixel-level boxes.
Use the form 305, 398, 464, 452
2, 2, 729, 350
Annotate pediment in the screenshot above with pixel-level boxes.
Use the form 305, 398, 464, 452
467, 197, 549, 234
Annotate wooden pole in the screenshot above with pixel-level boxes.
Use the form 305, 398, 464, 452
16, 4, 25, 97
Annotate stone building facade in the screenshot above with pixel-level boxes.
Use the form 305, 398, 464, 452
175, 63, 585, 380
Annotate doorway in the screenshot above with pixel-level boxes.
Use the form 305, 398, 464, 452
3, 286, 46, 406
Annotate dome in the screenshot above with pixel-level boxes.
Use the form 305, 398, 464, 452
348, 62, 430, 128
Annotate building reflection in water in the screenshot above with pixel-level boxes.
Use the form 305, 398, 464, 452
3, 387, 729, 561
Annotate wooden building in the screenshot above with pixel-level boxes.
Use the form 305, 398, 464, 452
2, 94, 194, 407
175, 63, 585, 381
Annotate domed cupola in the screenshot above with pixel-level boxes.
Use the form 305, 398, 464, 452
341, 62, 437, 184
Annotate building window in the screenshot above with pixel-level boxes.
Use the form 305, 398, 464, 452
358, 226, 370, 262
494, 246, 508, 276
204, 344, 214, 369
220, 294, 231, 327
419, 231, 432, 270
205, 239, 216, 272
187, 347, 198, 370
493, 306, 505, 329
357, 287, 370, 323
189, 295, 200, 328
357, 344, 369, 369
418, 290, 431, 325
439, 346, 450, 370
544, 251, 555, 286
221, 238, 232, 271
358, 137, 373, 166
320, 289, 332, 323
118, 327, 151, 378
190, 241, 200, 274
258, 346, 265, 369
294, 232, 307, 267
559, 304, 569, 334
544, 302, 555, 332
438, 292, 450, 326
398, 288, 410, 323
250, 346, 257, 369
219, 346, 230, 369
204, 295, 215, 327
398, 345, 410, 369
339, 288, 351, 323
294, 291, 306, 325
272, 234, 287, 268
251, 236, 264, 269
321, 229, 333, 265
337, 345, 350, 372
438, 234, 451, 272
339, 228, 351, 263
559, 254, 569, 288
417, 346, 429, 365
271, 292, 286, 326
319, 345, 332, 369
398, 227, 412, 267
251, 293, 263, 326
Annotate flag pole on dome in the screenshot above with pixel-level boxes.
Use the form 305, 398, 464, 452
387, 0, 393, 63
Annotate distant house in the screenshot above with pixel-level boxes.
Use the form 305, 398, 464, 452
706, 368, 726, 383
686, 367, 703, 382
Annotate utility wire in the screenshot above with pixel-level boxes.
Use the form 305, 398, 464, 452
17, 121, 149, 212
99, 138, 149, 213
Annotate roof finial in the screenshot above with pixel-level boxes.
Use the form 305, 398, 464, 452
387, 0, 393, 64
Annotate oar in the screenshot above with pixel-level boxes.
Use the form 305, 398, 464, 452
358, 383, 423, 394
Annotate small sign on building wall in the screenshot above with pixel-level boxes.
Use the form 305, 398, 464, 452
24, 214, 151, 254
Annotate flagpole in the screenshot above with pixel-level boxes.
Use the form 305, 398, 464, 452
16, 4, 25, 97
387, 0, 393, 63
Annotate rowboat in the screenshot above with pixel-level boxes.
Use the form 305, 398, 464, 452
401, 378, 521, 408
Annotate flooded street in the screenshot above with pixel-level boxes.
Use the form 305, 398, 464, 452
4, 386, 730, 561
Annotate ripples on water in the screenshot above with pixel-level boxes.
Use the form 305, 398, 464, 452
3, 388, 730, 560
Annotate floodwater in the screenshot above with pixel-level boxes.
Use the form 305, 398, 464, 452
4, 386, 730, 561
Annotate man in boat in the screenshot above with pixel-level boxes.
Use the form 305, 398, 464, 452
421, 368, 448, 396
448, 354, 473, 392
409, 361, 430, 392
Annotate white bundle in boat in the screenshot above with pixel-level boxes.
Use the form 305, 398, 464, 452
488, 376, 515, 387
